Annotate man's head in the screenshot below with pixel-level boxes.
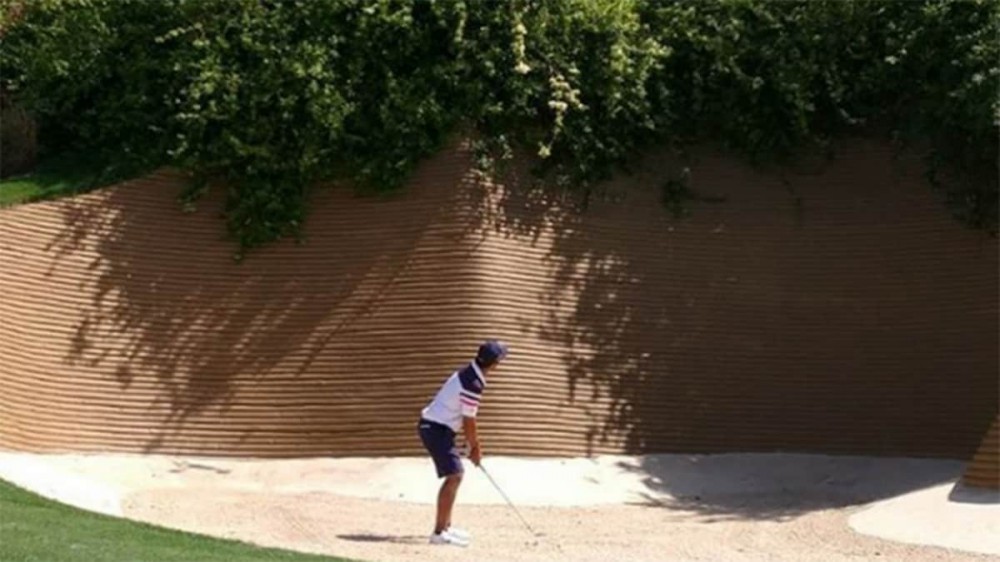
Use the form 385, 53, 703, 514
475, 339, 508, 372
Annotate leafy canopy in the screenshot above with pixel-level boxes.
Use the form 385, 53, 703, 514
3, 0, 996, 251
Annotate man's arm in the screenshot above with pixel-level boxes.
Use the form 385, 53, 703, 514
462, 416, 481, 466
458, 367, 485, 466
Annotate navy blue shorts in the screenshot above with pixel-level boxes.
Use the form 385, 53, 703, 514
418, 419, 464, 478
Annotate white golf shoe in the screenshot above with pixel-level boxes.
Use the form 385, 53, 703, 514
429, 529, 469, 547
446, 526, 471, 540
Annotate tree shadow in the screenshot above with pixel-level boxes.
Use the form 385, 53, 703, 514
45, 146, 481, 454
622, 454, 966, 522
12, 137, 996, 472
480, 139, 998, 461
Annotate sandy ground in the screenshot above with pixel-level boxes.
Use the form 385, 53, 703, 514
1, 452, 997, 562
850, 482, 1000, 556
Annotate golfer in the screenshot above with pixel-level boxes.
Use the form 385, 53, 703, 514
417, 340, 508, 546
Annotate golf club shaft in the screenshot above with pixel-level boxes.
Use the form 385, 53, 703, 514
478, 464, 538, 536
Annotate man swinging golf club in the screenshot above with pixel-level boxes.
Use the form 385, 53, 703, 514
417, 339, 508, 547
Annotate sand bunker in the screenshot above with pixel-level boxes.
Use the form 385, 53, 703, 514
0, 452, 995, 561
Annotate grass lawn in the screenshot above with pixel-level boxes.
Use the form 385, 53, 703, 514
0, 479, 358, 562
0, 151, 137, 207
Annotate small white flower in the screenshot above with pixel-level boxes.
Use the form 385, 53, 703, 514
514, 61, 531, 75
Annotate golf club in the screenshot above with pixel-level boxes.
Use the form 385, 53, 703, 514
478, 462, 540, 537
476, 461, 568, 557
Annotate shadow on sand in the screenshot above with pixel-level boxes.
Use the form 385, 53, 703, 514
336, 534, 427, 545
623, 454, 968, 522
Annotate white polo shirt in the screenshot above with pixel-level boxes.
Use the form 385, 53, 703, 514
421, 362, 487, 433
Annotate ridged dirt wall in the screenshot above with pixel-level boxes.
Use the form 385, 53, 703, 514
0, 141, 996, 458
963, 416, 999, 489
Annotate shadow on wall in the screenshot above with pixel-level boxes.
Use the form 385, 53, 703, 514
45, 164, 470, 452
14, 138, 996, 462
479, 140, 998, 459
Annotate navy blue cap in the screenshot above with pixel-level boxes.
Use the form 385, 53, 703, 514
476, 339, 508, 366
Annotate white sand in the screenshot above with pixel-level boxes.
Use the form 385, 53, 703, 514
850, 482, 1000, 556
1, 451, 996, 561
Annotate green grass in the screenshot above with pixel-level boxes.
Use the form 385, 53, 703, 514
0, 151, 136, 207
0, 479, 357, 562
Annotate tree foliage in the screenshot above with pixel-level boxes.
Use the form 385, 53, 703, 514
3, 0, 997, 250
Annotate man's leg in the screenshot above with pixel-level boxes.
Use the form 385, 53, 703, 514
435, 473, 462, 534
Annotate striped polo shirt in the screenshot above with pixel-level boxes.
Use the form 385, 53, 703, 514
421, 361, 487, 433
